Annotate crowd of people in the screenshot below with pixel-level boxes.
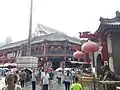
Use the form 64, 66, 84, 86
1, 67, 84, 90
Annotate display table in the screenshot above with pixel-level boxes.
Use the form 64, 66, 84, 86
98, 81, 120, 90
78, 74, 100, 90
78, 75, 93, 90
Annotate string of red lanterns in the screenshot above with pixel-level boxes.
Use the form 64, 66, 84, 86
73, 50, 84, 60
73, 41, 99, 60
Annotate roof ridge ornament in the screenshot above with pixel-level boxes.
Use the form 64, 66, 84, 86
99, 11, 120, 23
116, 11, 120, 18
99, 17, 109, 22
32, 24, 48, 38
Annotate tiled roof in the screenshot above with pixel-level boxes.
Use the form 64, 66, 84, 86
32, 33, 81, 44
99, 11, 120, 25
0, 33, 81, 50
95, 11, 120, 34
0, 40, 27, 50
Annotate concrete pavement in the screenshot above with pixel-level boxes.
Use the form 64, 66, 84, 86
0, 77, 64, 90
0, 76, 91, 90
0, 77, 42, 90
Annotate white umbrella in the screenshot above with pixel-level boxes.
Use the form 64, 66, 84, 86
55, 67, 62, 72
0, 64, 7, 68
4, 63, 17, 67
64, 68, 71, 71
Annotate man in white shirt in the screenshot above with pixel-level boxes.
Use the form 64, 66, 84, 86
41, 70, 50, 90
40, 69, 44, 85
32, 70, 37, 90
71, 69, 75, 83
57, 70, 62, 85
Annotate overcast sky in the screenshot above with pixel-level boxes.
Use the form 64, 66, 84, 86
0, 0, 120, 42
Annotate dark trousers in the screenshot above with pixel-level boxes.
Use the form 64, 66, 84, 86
72, 76, 75, 83
21, 80, 24, 87
58, 77, 61, 84
32, 81, 36, 90
65, 81, 70, 90
43, 84, 48, 90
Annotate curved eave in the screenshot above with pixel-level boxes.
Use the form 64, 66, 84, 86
95, 22, 120, 35
0, 38, 81, 51
32, 33, 82, 45
0, 40, 27, 51
32, 39, 81, 45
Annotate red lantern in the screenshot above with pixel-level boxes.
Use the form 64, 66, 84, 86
73, 50, 84, 59
81, 41, 99, 53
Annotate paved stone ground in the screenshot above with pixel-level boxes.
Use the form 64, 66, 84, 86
0, 76, 91, 90
0, 77, 41, 90
0, 77, 64, 90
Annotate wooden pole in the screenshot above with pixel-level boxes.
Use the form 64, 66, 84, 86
92, 52, 96, 90
89, 53, 96, 90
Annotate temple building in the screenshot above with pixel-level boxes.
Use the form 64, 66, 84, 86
95, 11, 120, 75
0, 24, 82, 69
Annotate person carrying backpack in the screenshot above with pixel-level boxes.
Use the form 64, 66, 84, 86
71, 76, 83, 90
